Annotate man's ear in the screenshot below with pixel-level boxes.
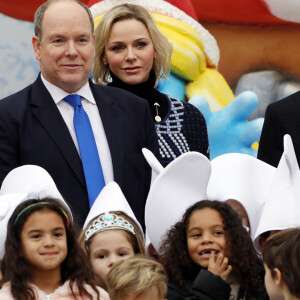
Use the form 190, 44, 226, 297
273, 268, 282, 286
32, 36, 41, 61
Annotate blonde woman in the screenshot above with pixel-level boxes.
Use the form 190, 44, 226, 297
93, 3, 209, 166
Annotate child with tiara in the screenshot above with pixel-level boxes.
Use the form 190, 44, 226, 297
262, 229, 300, 300
159, 200, 267, 300
106, 256, 167, 300
79, 182, 145, 289
0, 198, 109, 300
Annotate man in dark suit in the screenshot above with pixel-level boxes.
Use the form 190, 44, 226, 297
257, 90, 300, 167
0, 0, 159, 227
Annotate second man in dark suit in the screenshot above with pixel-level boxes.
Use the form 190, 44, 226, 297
258, 90, 300, 167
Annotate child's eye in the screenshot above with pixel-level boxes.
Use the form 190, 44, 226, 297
118, 251, 129, 257
192, 233, 202, 238
54, 232, 63, 237
31, 234, 41, 239
214, 231, 224, 236
97, 254, 106, 259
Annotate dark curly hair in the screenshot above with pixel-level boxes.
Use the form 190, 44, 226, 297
0, 198, 100, 300
159, 200, 264, 297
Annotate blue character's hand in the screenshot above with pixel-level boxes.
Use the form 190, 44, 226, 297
189, 91, 263, 159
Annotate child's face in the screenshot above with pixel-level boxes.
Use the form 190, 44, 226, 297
89, 229, 135, 282
21, 210, 68, 276
187, 208, 227, 268
264, 264, 283, 300
121, 287, 165, 300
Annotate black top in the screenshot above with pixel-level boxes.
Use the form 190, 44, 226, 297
167, 268, 269, 300
108, 71, 210, 165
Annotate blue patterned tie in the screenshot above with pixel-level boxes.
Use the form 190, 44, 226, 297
64, 94, 105, 207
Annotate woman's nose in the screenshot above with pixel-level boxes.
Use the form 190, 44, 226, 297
126, 47, 136, 61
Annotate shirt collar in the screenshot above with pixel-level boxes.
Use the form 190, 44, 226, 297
41, 74, 96, 104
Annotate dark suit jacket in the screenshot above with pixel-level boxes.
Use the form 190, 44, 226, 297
257, 90, 300, 167
0, 75, 159, 227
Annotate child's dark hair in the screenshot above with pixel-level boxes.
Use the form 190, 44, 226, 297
262, 228, 300, 298
0, 198, 100, 300
159, 200, 264, 297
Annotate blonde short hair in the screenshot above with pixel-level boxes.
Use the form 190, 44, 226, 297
106, 256, 167, 300
93, 3, 172, 86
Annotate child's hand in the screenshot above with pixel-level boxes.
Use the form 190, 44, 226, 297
207, 251, 232, 281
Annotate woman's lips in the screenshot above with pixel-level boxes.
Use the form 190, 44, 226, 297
124, 66, 141, 73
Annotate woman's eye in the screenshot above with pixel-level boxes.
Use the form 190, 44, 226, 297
137, 42, 146, 48
54, 232, 63, 237
111, 46, 123, 51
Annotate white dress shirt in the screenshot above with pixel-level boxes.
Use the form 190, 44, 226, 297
41, 75, 114, 184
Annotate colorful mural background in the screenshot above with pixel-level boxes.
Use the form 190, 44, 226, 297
1, 0, 299, 158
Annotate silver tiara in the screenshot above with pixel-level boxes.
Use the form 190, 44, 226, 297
85, 212, 135, 241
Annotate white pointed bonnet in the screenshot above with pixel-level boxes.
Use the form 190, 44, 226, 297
254, 134, 300, 251
142, 148, 164, 186
0, 165, 73, 259
0, 165, 72, 219
83, 181, 143, 236
145, 151, 211, 252
207, 153, 276, 240
0, 193, 29, 259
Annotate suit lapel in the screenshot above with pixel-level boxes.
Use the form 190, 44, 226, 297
91, 82, 124, 187
30, 76, 86, 186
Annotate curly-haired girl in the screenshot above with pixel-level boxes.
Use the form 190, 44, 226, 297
159, 200, 268, 300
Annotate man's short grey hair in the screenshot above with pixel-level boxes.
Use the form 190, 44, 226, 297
34, 0, 94, 40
